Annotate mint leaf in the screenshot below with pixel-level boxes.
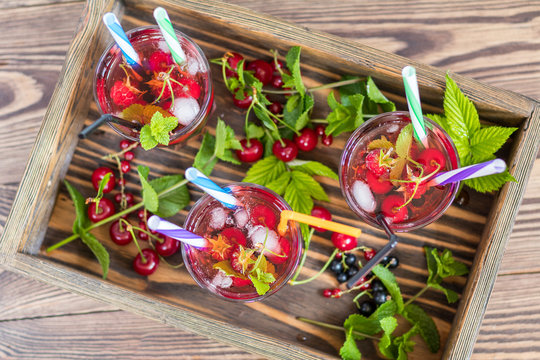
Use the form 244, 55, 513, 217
282, 46, 305, 96
343, 314, 380, 338
249, 272, 271, 295
432, 248, 469, 278
64, 180, 90, 234
395, 325, 418, 360
295, 94, 314, 131
463, 170, 516, 193
291, 170, 329, 201
404, 303, 440, 353
140, 125, 158, 150
149, 174, 190, 217
325, 93, 364, 136
243, 156, 287, 186
369, 300, 397, 324
372, 264, 404, 312
366, 76, 396, 112
340, 327, 362, 360
150, 111, 178, 145
425, 246, 439, 285
266, 171, 291, 196
137, 165, 159, 212
378, 317, 398, 359
217, 149, 241, 165
430, 283, 459, 303
193, 132, 218, 176
246, 123, 265, 139
288, 160, 339, 180
80, 232, 109, 279
395, 124, 413, 159
470, 126, 517, 162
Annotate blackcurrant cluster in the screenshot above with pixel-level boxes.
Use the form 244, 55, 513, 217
330, 253, 359, 283
357, 255, 400, 317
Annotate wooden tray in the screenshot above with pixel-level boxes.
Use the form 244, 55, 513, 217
1, 0, 539, 358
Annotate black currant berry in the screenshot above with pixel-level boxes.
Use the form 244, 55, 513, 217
330, 259, 344, 274
346, 266, 358, 278
373, 291, 388, 306
344, 253, 357, 267
382, 256, 399, 269
358, 301, 376, 317
371, 279, 386, 293
337, 272, 348, 283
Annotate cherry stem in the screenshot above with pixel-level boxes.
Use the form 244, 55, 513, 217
297, 317, 380, 341
290, 227, 315, 282
290, 248, 338, 285
130, 228, 147, 263
310, 114, 377, 124
262, 78, 365, 95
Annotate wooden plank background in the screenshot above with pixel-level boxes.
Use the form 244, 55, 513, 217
1, 0, 539, 359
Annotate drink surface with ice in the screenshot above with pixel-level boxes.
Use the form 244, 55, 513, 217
183, 183, 302, 301
94, 26, 212, 144
340, 111, 459, 232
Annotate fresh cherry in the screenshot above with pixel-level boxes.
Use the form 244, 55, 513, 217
366, 171, 393, 194
331, 232, 357, 251
417, 148, 446, 174
155, 235, 180, 257
236, 139, 263, 163
221, 227, 248, 247
232, 92, 253, 109
246, 59, 273, 85
133, 249, 159, 276
294, 128, 318, 152
268, 101, 283, 115
117, 178, 126, 187
315, 125, 326, 137
109, 220, 133, 245
225, 52, 244, 78
251, 204, 277, 229
381, 195, 408, 223
137, 209, 148, 220
267, 236, 290, 265
88, 198, 115, 223
271, 74, 284, 89
124, 151, 135, 161
272, 139, 298, 162
91, 167, 116, 193
138, 221, 149, 241
271, 59, 285, 73
321, 133, 333, 146
310, 206, 332, 232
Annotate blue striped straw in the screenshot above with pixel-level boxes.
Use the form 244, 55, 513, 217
185, 167, 239, 209
147, 215, 208, 248
428, 159, 507, 186
103, 13, 141, 66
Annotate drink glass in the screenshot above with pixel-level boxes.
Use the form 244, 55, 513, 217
339, 111, 460, 232
182, 183, 303, 302
94, 26, 213, 145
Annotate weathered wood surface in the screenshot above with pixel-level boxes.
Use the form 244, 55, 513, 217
0, 0, 539, 359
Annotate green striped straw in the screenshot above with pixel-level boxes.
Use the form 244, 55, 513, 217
153, 7, 186, 65
402, 66, 428, 147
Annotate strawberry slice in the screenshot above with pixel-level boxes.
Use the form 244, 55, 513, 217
366, 171, 393, 194
266, 236, 290, 265
381, 195, 408, 223
232, 276, 252, 287
251, 205, 277, 229
207, 235, 235, 261
220, 227, 247, 247
417, 148, 446, 174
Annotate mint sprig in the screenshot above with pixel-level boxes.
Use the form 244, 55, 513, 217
139, 111, 179, 150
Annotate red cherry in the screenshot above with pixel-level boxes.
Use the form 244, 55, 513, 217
271, 74, 284, 89
251, 204, 277, 229
124, 151, 134, 161
310, 206, 332, 232
91, 167, 116, 193
364, 248, 376, 261
138, 221, 149, 241
137, 209, 147, 220
109, 220, 133, 245
322, 288, 333, 298
331, 232, 357, 251
155, 234, 180, 257
381, 195, 408, 223
120, 139, 134, 150
232, 277, 252, 287
321, 133, 333, 146
236, 139, 264, 163
315, 125, 326, 137
246, 59, 273, 85
120, 160, 131, 173
88, 198, 115, 223
366, 171, 393, 194
232, 92, 253, 109
267, 236, 290, 264
133, 249, 159, 276
221, 227, 247, 247
271, 59, 285, 73
294, 128, 318, 152
268, 101, 283, 115
331, 288, 342, 298
272, 139, 298, 162
225, 52, 244, 78
417, 148, 446, 174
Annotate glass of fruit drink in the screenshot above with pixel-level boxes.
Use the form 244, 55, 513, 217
339, 111, 460, 232
182, 183, 302, 301
94, 26, 213, 144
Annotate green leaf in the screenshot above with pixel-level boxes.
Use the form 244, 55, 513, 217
404, 303, 440, 353
284, 178, 313, 215
366, 77, 396, 112
430, 283, 459, 303
444, 74, 480, 138
243, 156, 287, 186
463, 170, 516, 193
470, 126, 517, 162
395, 326, 418, 360
193, 132, 218, 176
424, 246, 439, 285
246, 124, 265, 139
288, 160, 339, 180
137, 165, 159, 213
140, 125, 158, 150
340, 327, 362, 360
338, 76, 365, 107
291, 170, 329, 202
149, 175, 190, 217
214, 260, 244, 278
432, 248, 469, 279
295, 94, 314, 131
266, 171, 291, 196
328, 91, 340, 110
249, 272, 271, 295
378, 317, 398, 359
283, 46, 305, 96
217, 149, 241, 165
427, 113, 472, 160
343, 314, 380, 338
150, 111, 177, 145
64, 181, 90, 234
372, 265, 404, 312
214, 118, 243, 160
325, 93, 364, 136
96, 173, 111, 200
369, 300, 397, 324
80, 232, 109, 279
395, 124, 413, 159
254, 104, 279, 132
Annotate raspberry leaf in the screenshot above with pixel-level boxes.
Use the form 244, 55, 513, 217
444, 74, 480, 136
470, 126, 517, 162
137, 165, 159, 213
193, 132, 218, 175
284, 178, 313, 215
291, 170, 329, 202
372, 264, 404, 312
403, 303, 440, 353
288, 160, 339, 180
149, 174, 190, 217
339, 327, 362, 360
80, 231, 110, 279
265, 171, 291, 196
243, 155, 286, 186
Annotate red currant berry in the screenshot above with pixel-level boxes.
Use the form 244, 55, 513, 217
120, 139, 133, 150
155, 235, 180, 257
137, 209, 147, 221
417, 148, 446, 174
133, 249, 159, 276
236, 139, 264, 163
315, 125, 326, 137
117, 178, 126, 187
321, 133, 333, 146
88, 198, 115, 223
294, 128, 318, 152
310, 206, 332, 232
364, 248, 376, 261
331, 288, 342, 298
109, 220, 133, 245
381, 195, 408, 223
232, 92, 253, 109
225, 52, 244, 78
124, 151, 134, 161
124, 192, 134, 203
335, 252, 343, 260
322, 289, 333, 298
246, 59, 273, 85
331, 232, 357, 251
91, 167, 116, 193
268, 101, 283, 115
272, 139, 298, 162
120, 160, 131, 173
271, 74, 284, 89
114, 193, 122, 203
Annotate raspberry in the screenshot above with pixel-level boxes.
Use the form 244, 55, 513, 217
110, 80, 139, 108
230, 246, 256, 274
174, 77, 201, 99
365, 150, 388, 176
148, 50, 174, 73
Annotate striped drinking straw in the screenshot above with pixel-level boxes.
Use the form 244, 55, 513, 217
185, 167, 240, 209
147, 215, 209, 248
402, 66, 429, 147
428, 158, 507, 186
153, 7, 186, 65
102, 13, 142, 67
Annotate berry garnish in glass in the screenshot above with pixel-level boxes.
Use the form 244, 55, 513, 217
94, 26, 213, 145
183, 183, 302, 301
340, 111, 460, 232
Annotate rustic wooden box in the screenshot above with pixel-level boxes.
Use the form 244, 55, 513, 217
1, 0, 539, 358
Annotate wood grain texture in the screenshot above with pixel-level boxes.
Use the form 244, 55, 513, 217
0, 0, 539, 359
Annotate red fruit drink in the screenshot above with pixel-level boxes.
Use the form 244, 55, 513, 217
183, 183, 302, 301
94, 26, 213, 144
340, 111, 460, 232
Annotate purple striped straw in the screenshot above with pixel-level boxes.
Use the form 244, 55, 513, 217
147, 215, 209, 248
428, 158, 507, 186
